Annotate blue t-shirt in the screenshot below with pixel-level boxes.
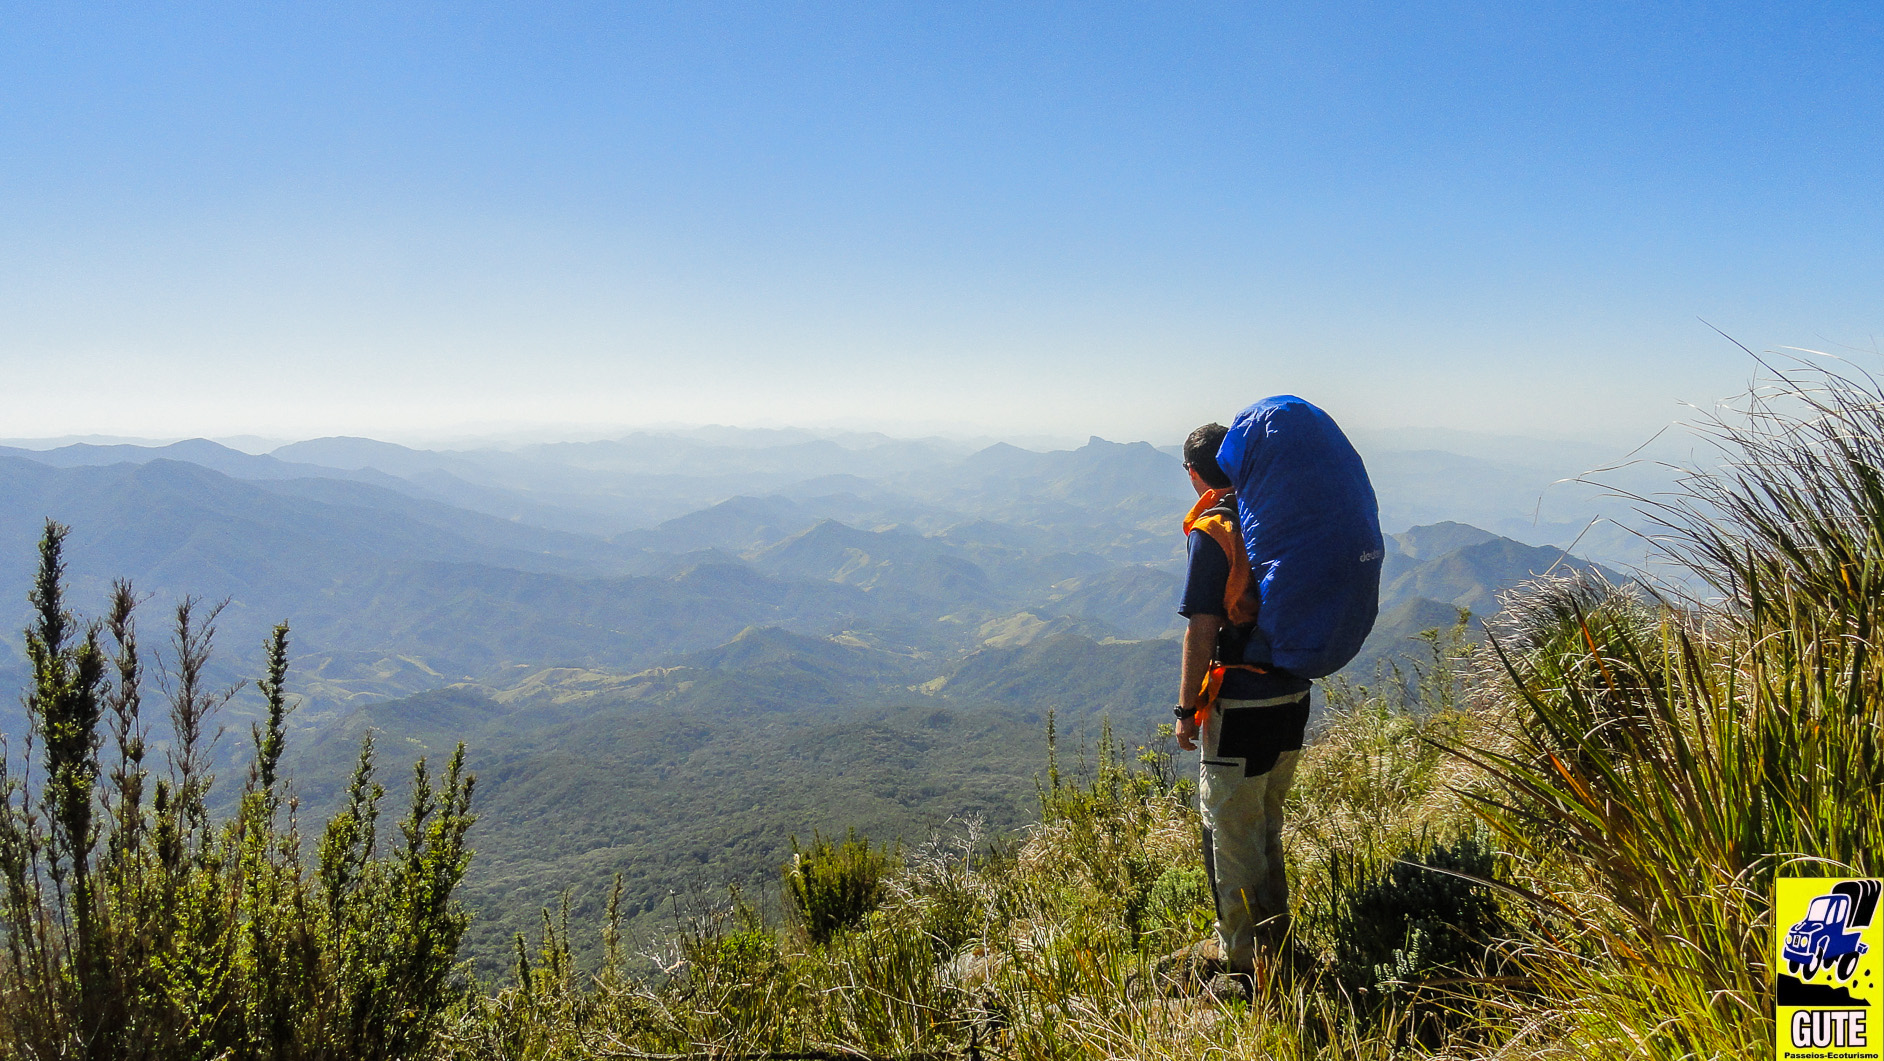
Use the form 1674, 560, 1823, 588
1179, 529, 1232, 619
1179, 528, 1310, 701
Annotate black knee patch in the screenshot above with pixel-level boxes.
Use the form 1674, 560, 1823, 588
1214, 696, 1309, 776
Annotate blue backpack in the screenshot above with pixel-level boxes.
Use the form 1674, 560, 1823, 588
1215, 396, 1383, 679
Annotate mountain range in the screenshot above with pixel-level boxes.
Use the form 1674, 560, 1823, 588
0, 428, 1630, 972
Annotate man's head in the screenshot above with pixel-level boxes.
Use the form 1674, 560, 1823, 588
1183, 423, 1232, 492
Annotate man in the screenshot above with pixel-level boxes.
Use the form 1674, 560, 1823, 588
1174, 422, 1314, 977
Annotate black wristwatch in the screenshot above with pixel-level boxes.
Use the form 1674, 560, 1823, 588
1173, 704, 1192, 719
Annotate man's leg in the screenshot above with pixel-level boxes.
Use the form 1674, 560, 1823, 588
1252, 748, 1299, 949
1198, 693, 1309, 971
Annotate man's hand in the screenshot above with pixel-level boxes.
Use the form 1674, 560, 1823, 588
1176, 714, 1200, 751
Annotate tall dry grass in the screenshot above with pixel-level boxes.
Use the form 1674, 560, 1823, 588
1452, 359, 1884, 1058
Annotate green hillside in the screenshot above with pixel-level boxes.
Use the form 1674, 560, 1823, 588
284, 659, 1056, 975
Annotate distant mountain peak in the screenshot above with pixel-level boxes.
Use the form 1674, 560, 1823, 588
1391, 522, 1501, 561
271, 436, 438, 472
1077, 436, 1164, 454
961, 441, 1035, 469
161, 438, 247, 456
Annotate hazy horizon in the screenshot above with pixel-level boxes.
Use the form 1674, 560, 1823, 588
0, 415, 1677, 462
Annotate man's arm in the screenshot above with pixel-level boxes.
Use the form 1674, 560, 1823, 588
1176, 612, 1222, 751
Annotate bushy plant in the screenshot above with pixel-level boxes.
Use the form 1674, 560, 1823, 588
783, 828, 896, 944
1142, 863, 1213, 942
889, 817, 1000, 958
0, 521, 476, 1061
1032, 715, 1195, 944
1322, 831, 1510, 998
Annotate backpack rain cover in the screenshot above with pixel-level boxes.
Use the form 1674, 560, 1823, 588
1215, 395, 1383, 678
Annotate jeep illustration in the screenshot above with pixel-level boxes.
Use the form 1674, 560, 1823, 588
1785, 880, 1881, 981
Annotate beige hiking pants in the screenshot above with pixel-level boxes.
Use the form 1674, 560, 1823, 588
1199, 691, 1309, 970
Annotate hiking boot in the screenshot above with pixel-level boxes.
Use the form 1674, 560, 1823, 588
1203, 971, 1253, 1003
1151, 938, 1226, 994
1259, 934, 1319, 981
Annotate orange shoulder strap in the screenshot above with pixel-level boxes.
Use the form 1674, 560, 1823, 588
1182, 490, 1257, 627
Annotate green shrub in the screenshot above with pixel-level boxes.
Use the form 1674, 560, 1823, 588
0, 521, 476, 1061
1142, 863, 1213, 941
783, 829, 896, 944
690, 905, 783, 978
893, 819, 998, 958
1033, 716, 1195, 946
1321, 831, 1509, 997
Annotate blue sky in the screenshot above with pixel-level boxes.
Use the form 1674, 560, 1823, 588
1, 2, 1879, 446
